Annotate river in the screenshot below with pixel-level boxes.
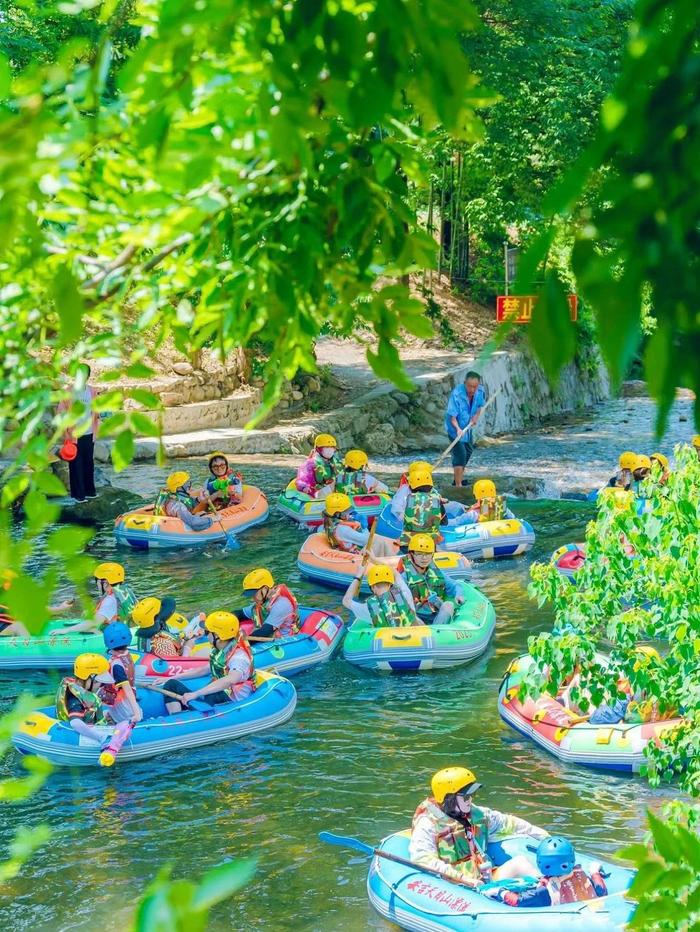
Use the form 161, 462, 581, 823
1, 393, 690, 930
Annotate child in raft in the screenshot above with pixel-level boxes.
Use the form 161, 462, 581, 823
133, 597, 206, 658
390, 460, 432, 523
295, 433, 343, 499
322, 493, 396, 557
154, 471, 214, 530
495, 836, 608, 907
199, 451, 243, 508
235, 568, 300, 639
464, 479, 513, 523
342, 563, 420, 628
55, 653, 120, 742
399, 464, 447, 548
54, 562, 138, 634
398, 533, 468, 624
650, 452, 670, 484
334, 450, 389, 496
607, 451, 637, 490
102, 622, 143, 722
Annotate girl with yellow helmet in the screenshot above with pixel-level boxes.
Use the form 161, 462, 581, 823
399, 534, 467, 624
153, 472, 214, 531
607, 451, 637, 491
294, 433, 343, 498
235, 568, 300, 639
342, 561, 419, 628
54, 562, 138, 635
203, 452, 244, 507
465, 479, 512, 524
163, 611, 256, 713
335, 450, 389, 497
322, 493, 396, 557
55, 653, 118, 744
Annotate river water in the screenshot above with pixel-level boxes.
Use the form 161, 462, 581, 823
1, 393, 690, 930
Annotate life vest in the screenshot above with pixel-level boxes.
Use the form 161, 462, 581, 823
100, 651, 136, 707
209, 636, 256, 699
412, 798, 491, 883
400, 490, 443, 545
113, 583, 137, 621
154, 488, 197, 517
477, 496, 505, 523
313, 451, 341, 487
252, 585, 299, 637
367, 585, 415, 628
323, 513, 362, 553
55, 677, 108, 725
544, 867, 600, 905
401, 559, 447, 607
335, 469, 367, 496
207, 469, 243, 503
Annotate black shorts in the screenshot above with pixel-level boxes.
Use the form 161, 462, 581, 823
450, 440, 474, 468
166, 679, 230, 705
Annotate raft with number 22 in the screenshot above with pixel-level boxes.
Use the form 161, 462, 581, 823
373, 503, 535, 559
113, 485, 269, 550
297, 532, 472, 592
13, 669, 296, 767
343, 587, 495, 672
277, 479, 390, 526
367, 830, 634, 931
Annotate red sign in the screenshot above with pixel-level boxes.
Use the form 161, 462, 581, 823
496, 294, 578, 323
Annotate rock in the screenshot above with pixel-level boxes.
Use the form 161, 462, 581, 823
391, 392, 410, 405
58, 487, 147, 526
291, 390, 304, 401
393, 413, 410, 433
307, 377, 321, 393
679, 415, 688, 422
161, 392, 185, 407
191, 386, 206, 402
620, 380, 648, 397
172, 362, 194, 376
364, 422, 397, 455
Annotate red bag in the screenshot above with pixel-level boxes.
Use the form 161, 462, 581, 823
59, 439, 78, 461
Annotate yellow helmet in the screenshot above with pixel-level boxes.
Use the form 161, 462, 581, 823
408, 533, 436, 554
473, 479, 496, 500
208, 451, 228, 465
74, 653, 110, 680
131, 597, 161, 628
205, 610, 240, 640
325, 492, 352, 516
634, 454, 651, 471
650, 453, 669, 470
693, 436, 700, 449
242, 568, 274, 592
633, 645, 662, 671
618, 451, 637, 470
344, 449, 368, 470
165, 612, 190, 631
431, 766, 480, 803
94, 562, 125, 585
408, 467, 433, 490
166, 471, 191, 493
367, 565, 394, 587
314, 433, 337, 449
408, 460, 432, 474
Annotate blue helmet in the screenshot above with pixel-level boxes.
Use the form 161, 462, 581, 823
103, 622, 132, 651
536, 836, 575, 877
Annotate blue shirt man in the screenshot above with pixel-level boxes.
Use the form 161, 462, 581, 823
444, 371, 485, 486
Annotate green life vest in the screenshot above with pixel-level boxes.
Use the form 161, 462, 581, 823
154, 488, 197, 516
335, 469, 367, 496
367, 586, 415, 628
55, 677, 109, 725
402, 559, 447, 607
478, 496, 506, 522
112, 583, 138, 622
209, 638, 255, 697
412, 799, 490, 882
313, 452, 340, 487
401, 490, 442, 544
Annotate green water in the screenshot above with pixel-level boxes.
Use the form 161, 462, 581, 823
0, 464, 678, 931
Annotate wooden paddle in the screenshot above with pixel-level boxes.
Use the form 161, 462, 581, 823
140, 683, 211, 711
433, 387, 502, 470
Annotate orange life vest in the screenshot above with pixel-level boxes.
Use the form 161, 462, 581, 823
252, 584, 299, 637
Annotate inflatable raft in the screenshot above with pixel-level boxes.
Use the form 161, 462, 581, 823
113, 485, 269, 549
0, 619, 107, 671
499, 654, 682, 773
277, 480, 390, 526
367, 830, 634, 931
551, 543, 586, 579
297, 533, 472, 592
13, 670, 296, 767
133, 607, 344, 680
374, 503, 535, 559
343, 587, 495, 672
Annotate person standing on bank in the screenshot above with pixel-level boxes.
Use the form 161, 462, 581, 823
59, 363, 99, 503
444, 371, 486, 487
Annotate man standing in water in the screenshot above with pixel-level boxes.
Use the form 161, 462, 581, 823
444, 371, 486, 487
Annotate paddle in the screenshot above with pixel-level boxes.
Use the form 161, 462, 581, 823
319, 832, 475, 889
99, 720, 135, 767
360, 519, 378, 566
433, 387, 502, 470
140, 683, 212, 712
207, 500, 240, 552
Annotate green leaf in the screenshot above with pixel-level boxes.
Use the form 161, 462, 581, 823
191, 859, 257, 910
528, 271, 576, 382
51, 265, 85, 345
46, 526, 94, 558
33, 471, 68, 497
111, 430, 135, 472
128, 389, 161, 409
130, 412, 161, 438
647, 810, 681, 863
366, 339, 415, 392
0, 53, 11, 99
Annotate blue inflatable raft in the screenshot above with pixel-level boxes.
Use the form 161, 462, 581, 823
367, 831, 635, 931
374, 503, 535, 559
13, 670, 296, 767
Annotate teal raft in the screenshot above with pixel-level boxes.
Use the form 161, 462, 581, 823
367, 831, 634, 931
13, 670, 296, 767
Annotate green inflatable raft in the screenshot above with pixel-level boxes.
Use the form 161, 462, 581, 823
0, 620, 105, 670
